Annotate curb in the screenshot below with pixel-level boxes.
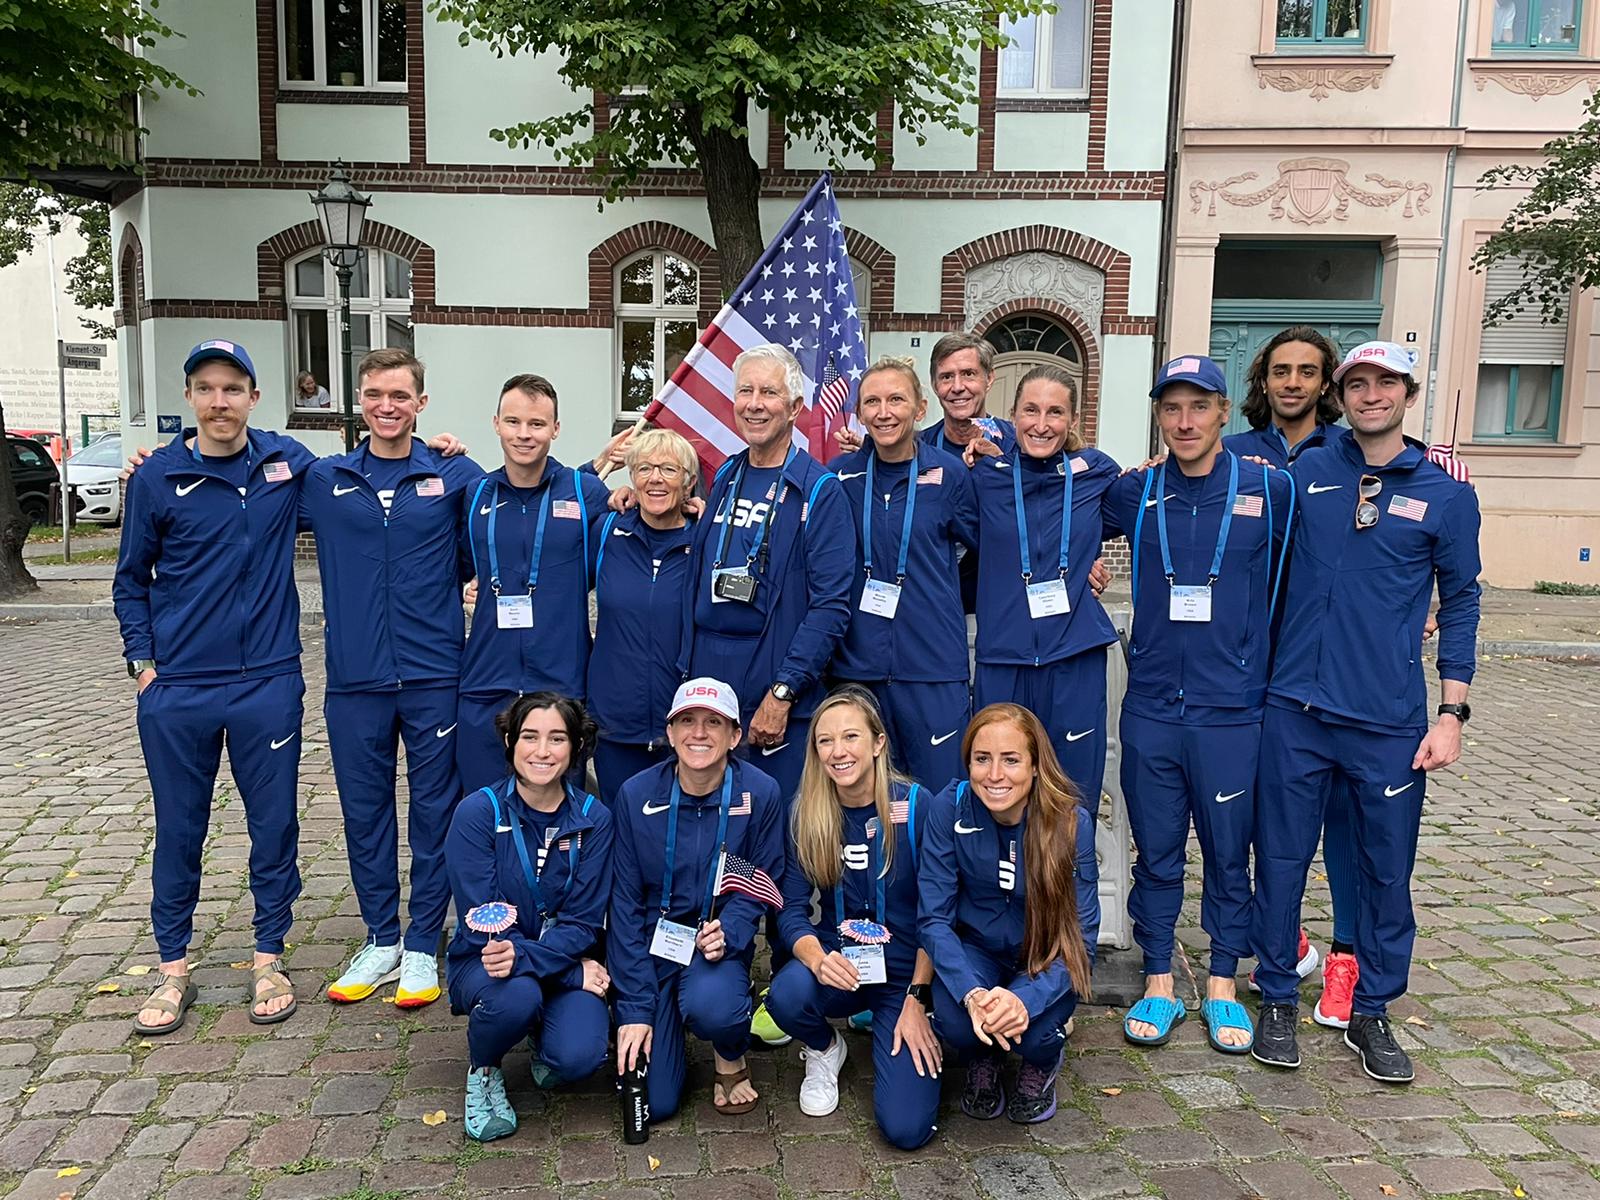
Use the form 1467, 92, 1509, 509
1479, 639, 1599, 660
3, 607, 329, 623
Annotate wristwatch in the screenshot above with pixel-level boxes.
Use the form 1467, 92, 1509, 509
127, 659, 156, 679
1436, 702, 1471, 725
906, 983, 933, 1011
769, 682, 796, 704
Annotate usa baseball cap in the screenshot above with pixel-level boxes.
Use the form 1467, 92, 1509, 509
183, 339, 257, 386
668, 677, 741, 724
1333, 340, 1418, 383
1151, 354, 1227, 399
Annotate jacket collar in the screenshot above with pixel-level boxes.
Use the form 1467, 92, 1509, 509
490, 458, 568, 493
498, 778, 598, 838
164, 426, 277, 479
332, 437, 436, 481
1336, 430, 1425, 474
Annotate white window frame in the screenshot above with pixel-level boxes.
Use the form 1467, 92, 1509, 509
279, 0, 407, 92
614, 249, 700, 420
997, 4, 1093, 99
286, 249, 413, 413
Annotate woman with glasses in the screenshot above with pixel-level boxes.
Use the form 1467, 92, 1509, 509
586, 429, 700, 805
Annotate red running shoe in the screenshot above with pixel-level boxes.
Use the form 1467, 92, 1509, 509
1314, 951, 1359, 1029
1246, 928, 1321, 993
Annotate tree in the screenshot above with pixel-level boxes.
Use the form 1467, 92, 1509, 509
1, 187, 114, 337
429, 0, 1047, 289
1473, 88, 1600, 327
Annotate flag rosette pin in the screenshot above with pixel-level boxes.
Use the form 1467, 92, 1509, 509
839, 918, 891, 945
465, 901, 518, 934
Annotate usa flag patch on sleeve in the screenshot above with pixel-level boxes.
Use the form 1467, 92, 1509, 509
1388, 495, 1428, 521
263, 461, 292, 483
889, 800, 909, 824
916, 467, 943, 486
416, 477, 444, 497
1232, 494, 1264, 518
729, 791, 753, 817
552, 500, 581, 519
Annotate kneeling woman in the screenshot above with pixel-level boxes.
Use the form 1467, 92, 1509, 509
919, 703, 1099, 1124
609, 678, 786, 1122
444, 693, 614, 1142
767, 687, 942, 1148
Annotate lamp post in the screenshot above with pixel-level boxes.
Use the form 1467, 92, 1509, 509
309, 161, 372, 451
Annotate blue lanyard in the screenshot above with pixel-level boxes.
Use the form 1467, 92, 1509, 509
712, 449, 795, 570
486, 480, 551, 597
1011, 453, 1073, 583
502, 781, 581, 920
659, 768, 735, 922
862, 449, 917, 584
831, 812, 886, 926
1155, 452, 1238, 585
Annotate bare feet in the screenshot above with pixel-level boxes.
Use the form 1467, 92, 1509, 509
1128, 972, 1176, 1041
1205, 975, 1251, 1048
712, 1052, 758, 1108
136, 961, 190, 1030
252, 951, 294, 1020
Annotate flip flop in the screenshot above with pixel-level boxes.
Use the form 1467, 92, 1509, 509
1123, 996, 1187, 1046
713, 1064, 759, 1115
132, 973, 198, 1036
1200, 998, 1254, 1055
249, 958, 297, 1026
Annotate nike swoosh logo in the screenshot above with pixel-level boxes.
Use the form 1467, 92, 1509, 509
930, 730, 959, 746
435, 724, 457, 738
269, 734, 296, 750
333, 484, 361, 497
1384, 782, 1415, 797
479, 500, 510, 515
1306, 482, 1343, 494
642, 801, 671, 816
175, 480, 204, 497
838, 472, 866, 481
1144, 493, 1177, 508
1064, 729, 1094, 742
954, 821, 981, 835
1215, 789, 1245, 804
495, 825, 512, 834
760, 743, 789, 756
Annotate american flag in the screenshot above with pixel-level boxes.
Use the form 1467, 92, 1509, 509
916, 466, 944, 486
728, 791, 752, 817
713, 851, 783, 909
1424, 444, 1471, 484
552, 500, 581, 519
1232, 494, 1264, 518
1388, 495, 1430, 522
889, 799, 909, 825
643, 173, 868, 478
416, 476, 444, 497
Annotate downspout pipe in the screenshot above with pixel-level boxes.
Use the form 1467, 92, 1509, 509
1152, 0, 1189, 456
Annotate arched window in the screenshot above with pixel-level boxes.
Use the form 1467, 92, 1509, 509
849, 257, 872, 347
615, 250, 699, 417
288, 249, 413, 412
119, 242, 145, 424
985, 314, 1085, 417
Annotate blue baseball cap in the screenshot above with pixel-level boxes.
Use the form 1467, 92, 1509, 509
1151, 354, 1226, 399
183, 339, 257, 386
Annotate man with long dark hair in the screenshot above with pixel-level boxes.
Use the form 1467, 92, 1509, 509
1224, 326, 1345, 469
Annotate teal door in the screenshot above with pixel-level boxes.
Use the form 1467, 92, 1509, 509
1209, 318, 1379, 437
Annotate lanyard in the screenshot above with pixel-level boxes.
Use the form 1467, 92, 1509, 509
659, 768, 735, 922
831, 813, 886, 926
712, 448, 795, 570
862, 449, 917, 584
1155, 452, 1238, 585
502, 781, 580, 920
486, 480, 551, 597
1012, 453, 1072, 583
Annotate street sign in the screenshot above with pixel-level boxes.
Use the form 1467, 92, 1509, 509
61, 342, 107, 358
61, 355, 102, 371
158, 415, 182, 434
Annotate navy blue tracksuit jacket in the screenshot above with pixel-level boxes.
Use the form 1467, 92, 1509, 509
1223, 421, 1346, 471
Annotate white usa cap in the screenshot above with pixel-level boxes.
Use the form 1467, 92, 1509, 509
1333, 340, 1419, 383
668, 677, 741, 724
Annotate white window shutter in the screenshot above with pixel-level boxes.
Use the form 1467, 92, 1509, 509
1479, 257, 1569, 364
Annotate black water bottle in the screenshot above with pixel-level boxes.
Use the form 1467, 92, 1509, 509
621, 1050, 650, 1144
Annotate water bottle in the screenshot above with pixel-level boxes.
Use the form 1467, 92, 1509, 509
620, 1050, 650, 1144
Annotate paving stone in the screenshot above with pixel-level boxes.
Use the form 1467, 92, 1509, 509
0, 1119, 68, 1170
559, 1137, 620, 1184
1120, 1128, 1219, 1166
672, 1179, 778, 1200
126, 1122, 195, 1157
1054, 1151, 1144, 1198
1364, 1118, 1471, 1157
370, 1161, 456, 1193
140, 1043, 238, 1075
1094, 1088, 1181, 1128
311, 1113, 381, 1160
1162, 1073, 1242, 1109
1147, 1166, 1251, 1200
310, 1072, 392, 1115
462, 1158, 549, 1191
891, 1159, 979, 1200
81, 1160, 166, 1200
972, 1152, 1071, 1200
174, 1118, 251, 1172
247, 1117, 319, 1168
1512, 1161, 1600, 1200
91, 1076, 159, 1114
1408, 1156, 1508, 1195
50, 1115, 131, 1163
21, 1078, 101, 1116
1237, 1161, 1338, 1200
257, 1168, 365, 1200
706, 1132, 779, 1171
162, 1081, 232, 1118
1538, 1079, 1600, 1114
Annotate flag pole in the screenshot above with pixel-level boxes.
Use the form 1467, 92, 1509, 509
705, 844, 728, 925
595, 415, 651, 481
1448, 389, 1463, 448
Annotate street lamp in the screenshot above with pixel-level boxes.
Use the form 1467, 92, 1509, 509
309, 161, 372, 450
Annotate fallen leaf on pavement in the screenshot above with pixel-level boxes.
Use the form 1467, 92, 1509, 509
56, 1167, 81, 1177
94, 982, 119, 994
1556, 1110, 1580, 1118
229, 961, 251, 969
1100, 1087, 1122, 1096
1402, 1015, 1429, 1029
126, 965, 152, 976
1513, 1188, 1526, 1198
421, 1110, 447, 1126
648, 1155, 661, 1172
63, 871, 79, 879
1379, 1186, 1398, 1197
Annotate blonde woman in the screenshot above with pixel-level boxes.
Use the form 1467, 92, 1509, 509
586, 428, 699, 805
768, 687, 942, 1148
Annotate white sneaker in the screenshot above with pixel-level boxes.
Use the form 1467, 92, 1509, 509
326, 942, 401, 1003
395, 949, 441, 1009
798, 1032, 848, 1117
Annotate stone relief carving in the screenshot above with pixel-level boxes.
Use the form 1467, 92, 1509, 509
1473, 69, 1600, 99
1255, 63, 1386, 100
964, 252, 1104, 330
1188, 157, 1433, 225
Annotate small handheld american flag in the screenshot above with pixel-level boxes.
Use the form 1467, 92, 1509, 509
713, 851, 784, 910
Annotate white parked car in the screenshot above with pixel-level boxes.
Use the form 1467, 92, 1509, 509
66, 434, 123, 524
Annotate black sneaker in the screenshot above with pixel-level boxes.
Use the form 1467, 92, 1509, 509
1251, 1002, 1301, 1068
1007, 1052, 1061, 1124
1344, 1013, 1414, 1084
961, 1051, 1005, 1119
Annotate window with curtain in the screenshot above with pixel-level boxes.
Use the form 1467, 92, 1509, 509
288, 250, 413, 412
1492, 0, 1581, 50
1473, 257, 1568, 441
280, 0, 407, 88
615, 250, 700, 418
1277, 0, 1367, 44
998, 2, 1091, 97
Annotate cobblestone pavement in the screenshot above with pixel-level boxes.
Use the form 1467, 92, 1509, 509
1, 623, 1598, 1200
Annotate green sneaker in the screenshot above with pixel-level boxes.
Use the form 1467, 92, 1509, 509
750, 991, 791, 1047
464, 1067, 517, 1142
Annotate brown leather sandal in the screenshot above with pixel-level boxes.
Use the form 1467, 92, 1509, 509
713, 1064, 758, 1115
249, 958, 297, 1026
131, 973, 198, 1036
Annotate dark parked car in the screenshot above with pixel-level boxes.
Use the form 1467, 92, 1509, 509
7, 434, 61, 526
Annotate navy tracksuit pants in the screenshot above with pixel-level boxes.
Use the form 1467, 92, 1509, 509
137, 673, 304, 961
639, 954, 756, 1120
450, 958, 609, 1078
853, 678, 971, 790
931, 943, 1076, 1069
1252, 705, 1426, 1015
1120, 712, 1257, 979
767, 959, 940, 1149
975, 646, 1108, 819
593, 738, 673, 810
325, 685, 462, 953
456, 691, 516, 796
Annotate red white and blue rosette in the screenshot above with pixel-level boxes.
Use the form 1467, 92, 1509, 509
465, 901, 517, 934
839, 918, 891, 945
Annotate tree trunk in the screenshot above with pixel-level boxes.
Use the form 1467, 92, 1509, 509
685, 98, 766, 298
0, 398, 39, 599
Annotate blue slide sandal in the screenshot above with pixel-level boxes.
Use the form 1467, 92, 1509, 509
1200, 998, 1255, 1055
1123, 996, 1187, 1046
